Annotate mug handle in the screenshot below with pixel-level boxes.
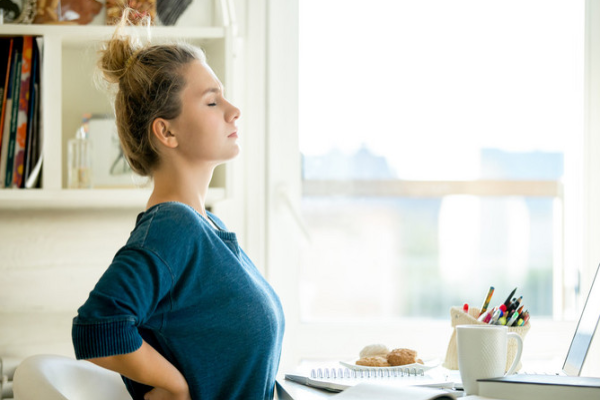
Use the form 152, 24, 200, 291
505, 332, 523, 375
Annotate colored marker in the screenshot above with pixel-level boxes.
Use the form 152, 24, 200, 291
491, 309, 502, 324
477, 309, 492, 323
508, 296, 523, 313
463, 303, 469, 313
503, 288, 517, 308
479, 286, 495, 316
507, 311, 519, 326
516, 304, 524, 315
490, 308, 504, 325
498, 316, 507, 325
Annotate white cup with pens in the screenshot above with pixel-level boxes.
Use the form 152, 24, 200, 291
456, 325, 523, 395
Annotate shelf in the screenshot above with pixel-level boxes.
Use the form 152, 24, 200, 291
0, 11, 233, 211
0, 24, 226, 41
0, 188, 226, 209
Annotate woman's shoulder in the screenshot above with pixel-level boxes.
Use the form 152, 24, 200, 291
145, 201, 200, 221
130, 202, 205, 245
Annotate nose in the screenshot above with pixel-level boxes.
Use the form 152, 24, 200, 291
227, 102, 241, 123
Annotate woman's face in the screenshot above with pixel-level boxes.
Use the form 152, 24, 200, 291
168, 60, 241, 166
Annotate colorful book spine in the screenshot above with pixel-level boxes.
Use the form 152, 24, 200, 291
0, 37, 22, 188
2, 38, 23, 188
23, 39, 39, 188
11, 36, 33, 188
24, 37, 43, 189
0, 38, 14, 152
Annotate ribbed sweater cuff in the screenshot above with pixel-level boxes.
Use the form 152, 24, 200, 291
72, 319, 143, 360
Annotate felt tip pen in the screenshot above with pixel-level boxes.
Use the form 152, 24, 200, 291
516, 304, 524, 315
508, 296, 523, 313
507, 311, 520, 326
503, 288, 517, 307
463, 303, 469, 313
477, 309, 492, 323
491, 309, 502, 324
498, 316, 507, 325
479, 286, 495, 316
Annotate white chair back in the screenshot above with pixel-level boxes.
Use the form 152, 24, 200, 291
13, 354, 130, 400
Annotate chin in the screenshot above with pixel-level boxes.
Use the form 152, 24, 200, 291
230, 145, 241, 158
220, 146, 241, 163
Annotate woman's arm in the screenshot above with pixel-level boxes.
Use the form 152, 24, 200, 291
88, 340, 190, 400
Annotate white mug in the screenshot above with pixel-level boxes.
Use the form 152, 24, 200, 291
456, 325, 523, 395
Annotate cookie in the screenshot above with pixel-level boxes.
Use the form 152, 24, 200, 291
356, 356, 390, 367
387, 348, 418, 366
358, 343, 390, 358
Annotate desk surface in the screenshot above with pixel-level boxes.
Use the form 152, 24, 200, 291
275, 376, 500, 400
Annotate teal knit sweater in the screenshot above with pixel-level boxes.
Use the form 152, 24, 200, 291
72, 202, 285, 399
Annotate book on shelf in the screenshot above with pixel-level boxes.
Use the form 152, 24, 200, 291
0, 36, 23, 188
11, 36, 33, 188
23, 38, 40, 189
0, 37, 14, 149
477, 374, 600, 400
0, 35, 43, 190
24, 37, 43, 189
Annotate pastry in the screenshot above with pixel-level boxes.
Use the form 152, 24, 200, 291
358, 343, 390, 358
355, 356, 390, 367
387, 348, 419, 366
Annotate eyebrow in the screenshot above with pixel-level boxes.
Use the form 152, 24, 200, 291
201, 87, 222, 96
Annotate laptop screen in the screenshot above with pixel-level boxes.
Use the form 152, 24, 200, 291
563, 263, 600, 376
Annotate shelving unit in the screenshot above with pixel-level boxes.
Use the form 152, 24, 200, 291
0, 0, 236, 209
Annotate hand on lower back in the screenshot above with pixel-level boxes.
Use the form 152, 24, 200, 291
144, 386, 191, 400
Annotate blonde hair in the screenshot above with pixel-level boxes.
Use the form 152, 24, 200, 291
98, 8, 206, 177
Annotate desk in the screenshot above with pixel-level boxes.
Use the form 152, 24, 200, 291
275, 376, 501, 400
276, 378, 335, 399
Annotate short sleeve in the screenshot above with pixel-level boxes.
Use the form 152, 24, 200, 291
72, 247, 173, 359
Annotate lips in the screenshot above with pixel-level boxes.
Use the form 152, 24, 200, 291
228, 131, 238, 138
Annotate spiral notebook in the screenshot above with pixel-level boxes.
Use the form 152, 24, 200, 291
285, 366, 454, 392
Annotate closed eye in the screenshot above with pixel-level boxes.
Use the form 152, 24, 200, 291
208, 102, 217, 106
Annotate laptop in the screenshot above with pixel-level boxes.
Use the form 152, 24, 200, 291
490, 261, 600, 378
560, 262, 600, 376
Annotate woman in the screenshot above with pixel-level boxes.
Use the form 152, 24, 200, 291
72, 10, 285, 400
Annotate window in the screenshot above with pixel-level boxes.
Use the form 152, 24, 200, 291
298, 0, 583, 322
261, 0, 600, 370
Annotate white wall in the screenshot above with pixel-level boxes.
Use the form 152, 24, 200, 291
0, 209, 139, 359
0, 0, 253, 362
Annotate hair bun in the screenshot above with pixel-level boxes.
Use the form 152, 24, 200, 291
98, 8, 150, 84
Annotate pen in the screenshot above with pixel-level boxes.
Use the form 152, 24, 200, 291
477, 309, 492, 323
463, 303, 469, 313
508, 296, 523, 313
516, 304, 524, 315
503, 287, 517, 308
507, 311, 519, 326
491, 309, 502, 324
479, 286, 495, 316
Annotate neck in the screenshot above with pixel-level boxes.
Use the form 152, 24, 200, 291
147, 162, 215, 216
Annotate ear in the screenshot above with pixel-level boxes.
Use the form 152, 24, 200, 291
151, 118, 178, 148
